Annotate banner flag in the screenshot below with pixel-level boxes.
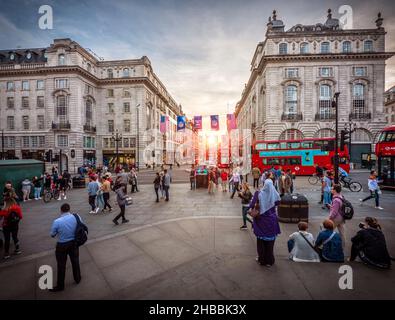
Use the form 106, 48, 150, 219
226, 114, 237, 131
177, 115, 186, 132
193, 116, 202, 130
210, 115, 219, 131
160, 115, 169, 133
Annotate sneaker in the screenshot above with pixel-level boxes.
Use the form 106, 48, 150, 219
89, 210, 94, 214
375, 206, 384, 210
112, 219, 119, 225
122, 219, 130, 224
3, 255, 10, 261
240, 225, 248, 230
49, 286, 64, 293
95, 207, 100, 214
34, 198, 38, 201
108, 208, 112, 212
38, 197, 42, 200
63, 196, 66, 200
14, 250, 22, 255
57, 198, 61, 201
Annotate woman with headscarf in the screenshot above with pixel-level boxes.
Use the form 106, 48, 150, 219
248, 179, 281, 267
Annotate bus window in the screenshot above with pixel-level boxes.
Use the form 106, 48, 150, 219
288, 142, 300, 149
267, 158, 281, 165
301, 141, 313, 149
385, 132, 395, 142
256, 143, 267, 150
287, 158, 301, 165
280, 142, 287, 149
339, 157, 349, 164
262, 158, 267, 165
268, 143, 279, 150
378, 132, 386, 142
313, 140, 324, 149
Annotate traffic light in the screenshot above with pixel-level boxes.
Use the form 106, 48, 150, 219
340, 130, 350, 151
45, 150, 52, 162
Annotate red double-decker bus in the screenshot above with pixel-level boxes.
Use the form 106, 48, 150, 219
375, 125, 395, 188
252, 137, 350, 175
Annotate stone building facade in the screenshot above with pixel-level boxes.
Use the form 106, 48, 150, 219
384, 86, 395, 125
235, 10, 394, 166
0, 38, 183, 171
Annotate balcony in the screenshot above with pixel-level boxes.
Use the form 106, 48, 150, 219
349, 112, 371, 120
52, 121, 71, 130
83, 124, 97, 133
315, 113, 336, 121
281, 113, 303, 122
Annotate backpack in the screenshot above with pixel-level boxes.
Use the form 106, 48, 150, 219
73, 214, 88, 246
7, 211, 20, 226
336, 196, 354, 220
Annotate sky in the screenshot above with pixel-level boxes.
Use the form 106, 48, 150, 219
0, 0, 394, 118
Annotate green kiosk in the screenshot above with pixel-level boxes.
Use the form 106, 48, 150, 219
0, 160, 45, 203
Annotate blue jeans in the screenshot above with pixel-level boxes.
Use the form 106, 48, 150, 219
323, 191, 331, 206
362, 190, 379, 207
242, 206, 252, 226
34, 187, 41, 199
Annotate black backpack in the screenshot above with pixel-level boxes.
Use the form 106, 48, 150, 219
337, 197, 354, 220
73, 214, 88, 246
7, 211, 20, 226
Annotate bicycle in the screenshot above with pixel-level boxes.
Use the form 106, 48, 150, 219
43, 187, 60, 203
340, 177, 362, 192
308, 174, 322, 185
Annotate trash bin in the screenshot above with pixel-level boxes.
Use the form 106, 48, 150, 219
278, 193, 308, 223
196, 174, 208, 189
72, 176, 86, 188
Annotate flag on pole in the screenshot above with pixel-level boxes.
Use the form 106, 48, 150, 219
193, 116, 202, 130
211, 115, 219, 131
177, 115, 186, 132
226, 114, 237, 131
160, 115, 168, 133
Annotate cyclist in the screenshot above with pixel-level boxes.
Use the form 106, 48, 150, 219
339, 167, 349, 185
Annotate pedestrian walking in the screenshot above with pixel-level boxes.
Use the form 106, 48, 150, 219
220, 170, 228, 192
117, 169, 129, 194
154, 173, 161, 202
129, 170, 138, 193
87, 176, 100, 214
229, 170, 241, 199
32, 175, 43, 200
238, 182, 253, 230
189, 166, 196, 190
278, 170, 292, 196
252, 166, 261, 189
248, 179, 281, 267
287, 169, 295, 194
314, 219, 344, 263
101, 176, 112, 213
96, 180, 105, 212
112, 184, 129, 225
159, 170, 166, 199
322, 171, 333, 210
163, 169, 171, 201
208, 169, 215, 194
360, 170, 383, 210
329, 184, 346, 249
49, 203, 86, 292
57, 174, 68, 200
288, 222, 320, 263
3, 181, 18, 206
21, 178, 32, 202
0, 197, 22, 260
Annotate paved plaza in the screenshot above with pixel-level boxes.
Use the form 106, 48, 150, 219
0, 170, 394, 299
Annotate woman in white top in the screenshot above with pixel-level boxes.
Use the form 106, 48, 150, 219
288, 222, 320, 262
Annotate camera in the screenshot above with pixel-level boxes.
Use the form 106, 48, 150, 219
359, 223, 365, 229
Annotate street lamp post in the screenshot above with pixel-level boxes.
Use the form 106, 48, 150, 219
332, 92, 340, 184
111, 129, 122, 169
1, 129, 4, 160
344, 120, 356, 162
136, 104, 141, 171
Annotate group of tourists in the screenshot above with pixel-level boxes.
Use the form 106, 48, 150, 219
153, 168, 171, 202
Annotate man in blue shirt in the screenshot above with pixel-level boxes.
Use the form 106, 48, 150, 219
49, 203, 82, 292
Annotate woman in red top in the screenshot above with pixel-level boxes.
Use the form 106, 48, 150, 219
0, 198, 23, 260
221, 170, 229, 192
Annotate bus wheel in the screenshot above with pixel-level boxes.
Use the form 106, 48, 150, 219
349, 182, 362, 192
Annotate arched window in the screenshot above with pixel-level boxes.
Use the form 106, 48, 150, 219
320, 42, 330, 53
364, 40, 373, 52
352, 84, 367, 118
86, 100, 93, 125
300, 42, 309, 54
314, 128, 335, 138
318, 84, 332, 119
342, 41, 351, 53
107, 69, 113, 78
279, 129, 304, 141
58, 54, 65, 66
146, 106, 152, 129
285, 85, 297, 114
279, 43, 288, 55
123, 68, 129, 77
352, 128, 372, 143
56, 95, 68, 123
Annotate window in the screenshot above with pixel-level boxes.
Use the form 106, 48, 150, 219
9, 53, 15, 61
285, 68, 298, 78
123, 102, 130, 113
124, 90, 131, 98
22, 136, 30, 148
285, 85, 297, 114
56, 95, 68, 123
267, 143, 279, 150
22, 80, 30, 90
319, 67, 332, 77
22, 97, 29, 108
55, 79, 68, 89
130, 138, 136, 148
37, 96, 44, 108
103, 138, 110, 149
352, 84, 366, 116
321, 42, 330, 53
57, 135, 68, 147
58, 54, 65, 65
7, 97, 14, 109
37, 80, 44, 90
319, 84, 332, 118
39, 136, 45, 147
353, 67, 367, 76
279, 129, 304, 140
364, 40, 373, 52
108, 103, 114, 113
300, 42, 309, 54
107, 69, 113, 78
85, 84, 93, 94
315, 129, 335, 138
107, 89, 114, 97
123, 68, 129, 77
6, 81, 14, 91
122, 138, 129, 148
7, 116, 15, 130
86, 100, 93, 125
4, 137, 15, 148
108, 120, 114, 133
22, 116, 29, 130
37, 115, 45, 130
279, 43, 287, 54
342, 41, 352, 53
83, 137, 95, 148
287, 142, 301, 149
31, 136, 38, 148
87, 63, 91, 72
124, 119, 130, 132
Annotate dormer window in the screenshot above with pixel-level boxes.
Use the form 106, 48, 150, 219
9, 53, 15, 61
26, 52, 32, 60
58, 54, 65, 66
123, 68, 130, 77
107, 69, 113, 78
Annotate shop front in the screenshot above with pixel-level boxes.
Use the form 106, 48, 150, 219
103, 150, 136, 169
83, 150, 96, 167
21, 150, 45, 161
0, 150, 17, 159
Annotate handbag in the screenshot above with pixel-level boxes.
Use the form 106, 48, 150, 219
248, 200, 260, 219
125, 197, 133, 206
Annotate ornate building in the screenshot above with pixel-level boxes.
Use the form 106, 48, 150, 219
235, 10, 394, 166
384, 86, 395, 125
0, 38, 183, 171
